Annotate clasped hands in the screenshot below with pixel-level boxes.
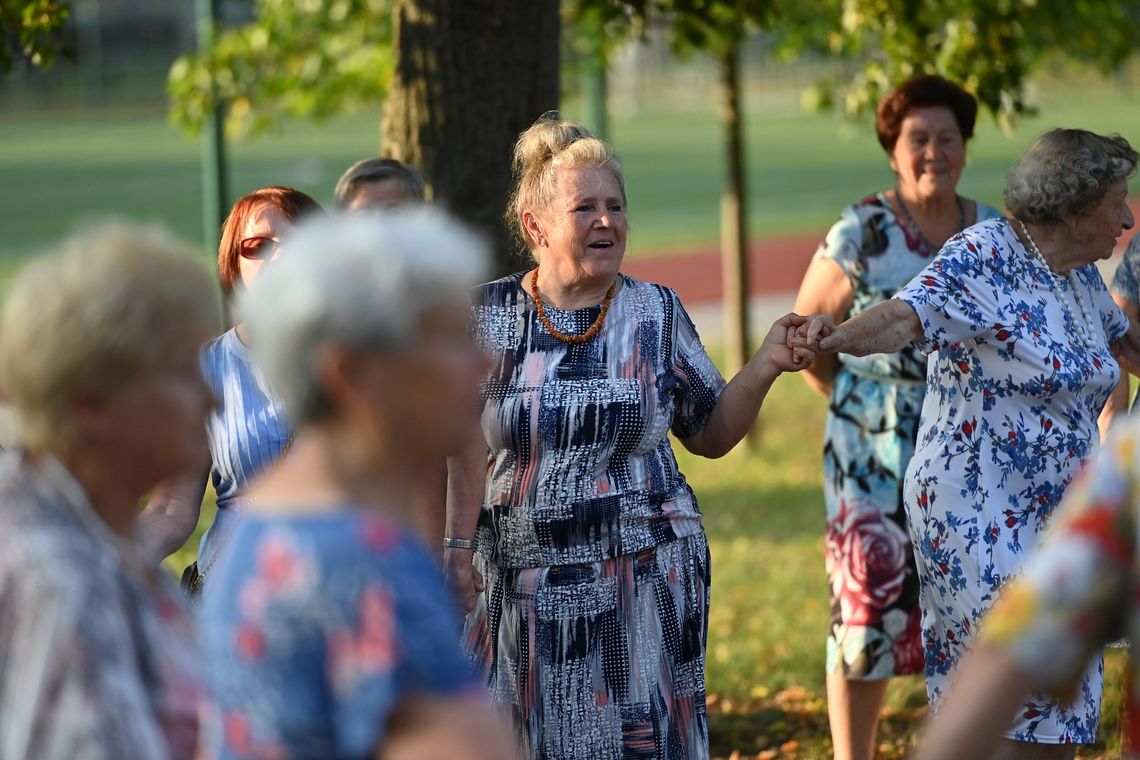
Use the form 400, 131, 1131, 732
764, 312, 843, 372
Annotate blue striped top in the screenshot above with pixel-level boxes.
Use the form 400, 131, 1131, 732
198, 328, 292, 571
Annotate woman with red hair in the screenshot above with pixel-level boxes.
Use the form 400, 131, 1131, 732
138, 186, 322, 593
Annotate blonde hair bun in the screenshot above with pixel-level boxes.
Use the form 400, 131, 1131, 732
506, 111, 625, 253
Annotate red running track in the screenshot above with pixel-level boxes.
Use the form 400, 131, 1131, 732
625, 214, 1140, 307
621, 232, 820, 306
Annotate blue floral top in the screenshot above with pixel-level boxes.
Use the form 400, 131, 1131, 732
896, 217, 1128, 743
198, 509, 480, 759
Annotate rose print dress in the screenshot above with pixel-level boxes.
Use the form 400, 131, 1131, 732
815, 194, 1000, 679
896, 217, 1128, 743
198, 509, 480, 759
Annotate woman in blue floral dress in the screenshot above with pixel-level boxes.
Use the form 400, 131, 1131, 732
797, 128, 1140, 758
794, 75, 999, 760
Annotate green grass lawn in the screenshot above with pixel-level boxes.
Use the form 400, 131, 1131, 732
159, 373, 1128, 759
2, 71, 1139, 274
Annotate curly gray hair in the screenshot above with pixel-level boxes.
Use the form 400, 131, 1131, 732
1004, 129, 1137, 223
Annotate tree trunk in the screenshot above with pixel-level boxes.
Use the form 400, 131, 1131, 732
381, 0, 561, 276
718, 43, 758, 446
718, 44, 749, 377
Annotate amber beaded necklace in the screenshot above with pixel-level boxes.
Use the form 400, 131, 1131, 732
530, 269, 616, 345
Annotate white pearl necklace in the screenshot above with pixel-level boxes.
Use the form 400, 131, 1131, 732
1018, 220, 1100, 349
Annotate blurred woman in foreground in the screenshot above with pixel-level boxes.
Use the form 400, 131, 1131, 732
198, 210, 515, 759
0, 221, 217, 758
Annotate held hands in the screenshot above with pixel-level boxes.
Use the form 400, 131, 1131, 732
760, 312, 844, 373
787, 313, 844, 355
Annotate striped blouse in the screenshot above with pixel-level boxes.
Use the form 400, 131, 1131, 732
198, 328, 292, 571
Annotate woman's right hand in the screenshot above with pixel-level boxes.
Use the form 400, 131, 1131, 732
444, 548, 485, 614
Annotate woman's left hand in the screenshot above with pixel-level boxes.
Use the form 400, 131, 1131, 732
761, 312, 816, 372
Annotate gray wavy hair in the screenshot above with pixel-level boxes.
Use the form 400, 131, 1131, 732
238, 208, 487, 424
1004, 129, 1137, 223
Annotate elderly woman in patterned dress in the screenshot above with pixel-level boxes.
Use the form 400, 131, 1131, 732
0, 222, 218, 758
444, 113, 817, 759
793, 74, 1001, 760
796, 128, 1140, 759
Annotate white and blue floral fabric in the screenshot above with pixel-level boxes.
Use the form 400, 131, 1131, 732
896, 217, 1128, 743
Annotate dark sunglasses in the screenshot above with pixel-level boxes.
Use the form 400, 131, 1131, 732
238, 236, 281, 261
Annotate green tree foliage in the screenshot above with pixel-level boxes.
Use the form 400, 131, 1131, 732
571, 0, 1139, 123
797, 0, 1140, 125
169, 0, 394, 136
1, 0, 70, 71
566, 0, 774, 55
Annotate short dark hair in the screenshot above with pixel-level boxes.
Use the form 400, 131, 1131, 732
217, 186, 323, 297
875, 75, 978, 153
333, 158, 426, 209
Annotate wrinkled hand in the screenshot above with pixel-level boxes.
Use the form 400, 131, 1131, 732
444, 548, 484, 615
788, 313, 842, 353
761, 313, 816, 372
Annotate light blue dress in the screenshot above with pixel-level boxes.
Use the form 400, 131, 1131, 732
198, 328, 292, 578
1110, 235, 1140, 410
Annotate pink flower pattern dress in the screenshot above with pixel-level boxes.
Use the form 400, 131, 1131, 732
198, 509, 481, 759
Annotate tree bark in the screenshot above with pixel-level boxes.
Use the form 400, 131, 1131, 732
719, 43, 758, 446
719, 43, 749, 378
381, 0, 561, 276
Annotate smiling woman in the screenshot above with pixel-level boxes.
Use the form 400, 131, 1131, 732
137, 186, 324, 594
445, 112, 819, 759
